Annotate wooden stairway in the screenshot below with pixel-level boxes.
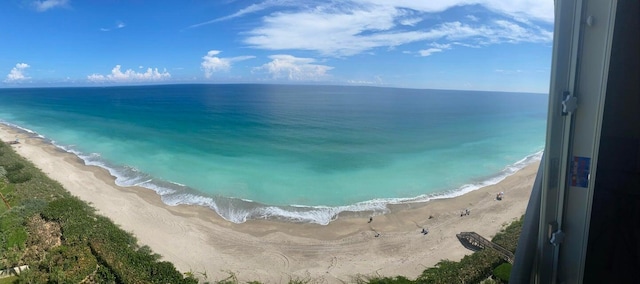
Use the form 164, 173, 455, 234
456, 232, 515, 264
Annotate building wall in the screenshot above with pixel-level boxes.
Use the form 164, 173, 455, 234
585, 1, 640, 282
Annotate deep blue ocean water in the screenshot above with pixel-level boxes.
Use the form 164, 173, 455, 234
0, 84, 547, 224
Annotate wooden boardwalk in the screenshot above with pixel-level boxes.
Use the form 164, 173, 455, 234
456, 232, 515, 264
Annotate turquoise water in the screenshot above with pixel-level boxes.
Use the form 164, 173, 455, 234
0, 84, 547, 224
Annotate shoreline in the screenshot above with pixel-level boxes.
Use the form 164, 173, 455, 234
0, 124, 538, 283
1, 121, 541, 226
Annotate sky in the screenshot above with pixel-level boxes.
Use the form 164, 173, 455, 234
0, 0, 554, 93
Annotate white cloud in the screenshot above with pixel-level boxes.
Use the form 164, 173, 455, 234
213, 0, 554, 24
491, 19, 552, 43
201, 50, 255, 78
419, 42, 452, 57
347, 76, 383, 85
419, 48, 444, 57
242, 2, 553, 56
210, 1, 553, 57
244, 6, 402, 56
188, 0, 298, 28
87, 65, 171, 83
452, 41, 481, 48
5, 63, 31, 83
399, 17, 422, 26
252, 55, 333, 81
430, 43, 452, 49
495, 69, 523, 74
32, 0, 69, 12
101, 21, 126, 32
247, 13, 551, 57
481, 0, 553, 23
362, 0, 554, 23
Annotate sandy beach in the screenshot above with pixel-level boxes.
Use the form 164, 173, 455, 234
0, 124, 538, 283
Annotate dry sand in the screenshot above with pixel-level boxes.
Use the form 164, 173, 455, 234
0, 124, 537, 283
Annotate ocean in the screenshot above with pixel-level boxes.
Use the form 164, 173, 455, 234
0, 84, 547, 224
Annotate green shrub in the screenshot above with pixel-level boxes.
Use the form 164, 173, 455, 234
0, 276, 18, 284
493, 263, 512, 283
5, 227, 27, 249
6, 171, 32, 184
41, 197, 92, 223
95, 265, 118, 284
12, 198, 47, 219
4, 162, 24, 172
418, 259, 462, 283
44, 244, 98, 283
41, 197, 99, 244
89, 240, 197, 284
0, 247, 22, 269
14, 268, 48, 284
1, 211, 28, 253
150, 261, 194, 283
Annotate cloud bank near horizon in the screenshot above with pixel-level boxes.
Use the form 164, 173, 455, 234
87, 65, 171, 83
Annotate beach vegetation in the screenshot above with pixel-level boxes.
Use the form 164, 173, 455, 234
357, 275, 413, 284
0, 142, 197, 283
492, 263, 512, 282
286, 276, 312, 284
4, 228, 27, 250
0, 276, 18, 284
3, 161, 31, 185
216, 270, 238, 284
491, 217, 524, 253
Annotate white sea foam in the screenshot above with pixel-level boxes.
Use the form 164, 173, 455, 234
169, 181, 187, 187
140, 182, 177, 195
0, 121, 44, 138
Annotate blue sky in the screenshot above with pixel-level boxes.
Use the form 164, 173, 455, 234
0, 0, 554, 93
